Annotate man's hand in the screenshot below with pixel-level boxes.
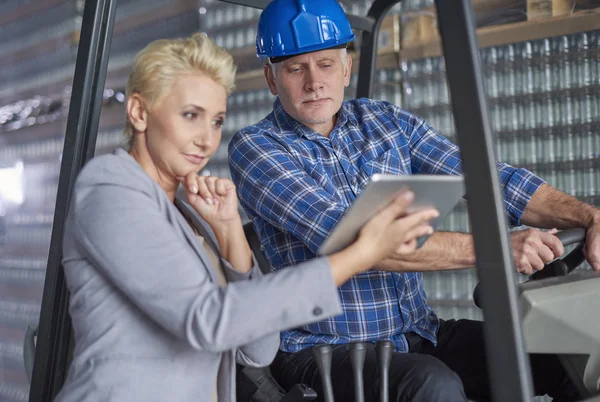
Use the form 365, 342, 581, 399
584, 214, 600, 271
519, 183, 600, 272
510, 228, 564, 275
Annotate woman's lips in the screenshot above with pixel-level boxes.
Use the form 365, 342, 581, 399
184, 154, 206, 164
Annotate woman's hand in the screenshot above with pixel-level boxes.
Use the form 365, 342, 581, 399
179, 172, 252, 273
328, 190, 439, 285
179, 172, 241, 228
356, 190, 438, 262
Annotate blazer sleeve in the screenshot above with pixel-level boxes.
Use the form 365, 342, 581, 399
221, 259, 281, 367
70, 181, 341, 354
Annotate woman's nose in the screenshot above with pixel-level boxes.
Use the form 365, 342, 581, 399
194, 121, 215, 148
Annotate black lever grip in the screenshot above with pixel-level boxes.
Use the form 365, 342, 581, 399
555, 228, 585, 246
313, 345, 335, 402
376, 340, 393, 402
348, 342, 366, 402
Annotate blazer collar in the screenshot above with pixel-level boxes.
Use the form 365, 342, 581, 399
173, 198, 222, 284
113, 148, 223, 284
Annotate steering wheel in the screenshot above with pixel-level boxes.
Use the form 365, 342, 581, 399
472, 228, 587, 308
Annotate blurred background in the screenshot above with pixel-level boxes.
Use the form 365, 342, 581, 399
0, 0, 599, 400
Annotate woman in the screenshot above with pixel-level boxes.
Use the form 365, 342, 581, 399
55, 33, 438, 402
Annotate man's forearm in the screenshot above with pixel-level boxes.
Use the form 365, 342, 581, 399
375, 231, 476, 272
521, 183, 600, 229
374, 184, 600, 274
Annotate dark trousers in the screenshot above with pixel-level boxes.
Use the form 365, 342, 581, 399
270, 319, 580, 402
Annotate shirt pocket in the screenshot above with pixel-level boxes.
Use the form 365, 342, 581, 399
306, 162, 345, 202
355, 149, 410, 192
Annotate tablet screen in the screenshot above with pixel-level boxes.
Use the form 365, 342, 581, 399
318, 174, 465, 256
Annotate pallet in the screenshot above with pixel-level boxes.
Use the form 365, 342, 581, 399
401, 0, 599, 49
527, 0, 575, 20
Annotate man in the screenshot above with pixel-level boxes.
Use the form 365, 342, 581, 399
228, 0, 600, 400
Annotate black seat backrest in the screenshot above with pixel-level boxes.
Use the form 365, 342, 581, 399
243, 222, 272, 275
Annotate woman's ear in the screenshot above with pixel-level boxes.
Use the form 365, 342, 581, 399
126, 93, 148, 133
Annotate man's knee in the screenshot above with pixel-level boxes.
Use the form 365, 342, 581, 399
392, 354, 467, 402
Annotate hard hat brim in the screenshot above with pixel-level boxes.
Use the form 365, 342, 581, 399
268, 42, 350, 64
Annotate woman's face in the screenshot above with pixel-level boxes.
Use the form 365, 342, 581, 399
135, 74, 227, 187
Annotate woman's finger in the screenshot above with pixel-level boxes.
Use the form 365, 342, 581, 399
369, 191, 415, 226
196, 177, 213, 204
215, 178, 231, 196
396, 238, 418, 254
396, 208, 439, 232
183, 172, 199, 195
400, 224, 434, 244
205, 176, 218, 197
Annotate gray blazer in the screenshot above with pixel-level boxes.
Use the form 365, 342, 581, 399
55, 149, 341, 402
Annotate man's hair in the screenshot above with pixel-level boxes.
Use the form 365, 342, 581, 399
268, 48, 348, 78
123, 33, 236, 144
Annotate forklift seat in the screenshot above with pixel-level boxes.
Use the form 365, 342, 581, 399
243, 222, 272, 275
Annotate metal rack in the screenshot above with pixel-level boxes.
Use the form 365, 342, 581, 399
0, 0, 594, 401
26, 0, 535, 400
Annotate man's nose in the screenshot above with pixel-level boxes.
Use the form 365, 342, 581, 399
304, 68, 325, 92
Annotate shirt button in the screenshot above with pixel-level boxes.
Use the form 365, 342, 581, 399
312, 307, 323, 316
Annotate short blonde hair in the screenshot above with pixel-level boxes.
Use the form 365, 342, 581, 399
123, 33, 236, 143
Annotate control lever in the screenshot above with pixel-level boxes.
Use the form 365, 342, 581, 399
240, 366, 316, 402
348, 342, 366, 402
376, 340, 393, 402
279, 383, 318, 402
312, 344, 335, 402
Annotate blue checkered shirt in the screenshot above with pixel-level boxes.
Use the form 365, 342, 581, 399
228, 98, 544, 353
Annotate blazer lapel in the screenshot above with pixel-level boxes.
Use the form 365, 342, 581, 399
172, 198, 221, 285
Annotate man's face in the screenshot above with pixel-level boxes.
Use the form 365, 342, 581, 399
265, 48, 352, 136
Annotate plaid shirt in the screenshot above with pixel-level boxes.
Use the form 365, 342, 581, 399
228, 98, 544, 353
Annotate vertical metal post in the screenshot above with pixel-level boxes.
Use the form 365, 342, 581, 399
434, 1, 533, 401
355, 0, 398, 98
29, 0, 118, 400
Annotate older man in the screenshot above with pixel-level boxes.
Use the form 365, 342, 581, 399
228, 0, 598, 400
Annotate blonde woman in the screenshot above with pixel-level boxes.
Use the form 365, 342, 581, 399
54, 33, 438, 402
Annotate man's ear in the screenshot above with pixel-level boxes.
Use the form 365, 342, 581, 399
264, 64, 278, 96
343, 53, 353, 87
126, 93, 148, 133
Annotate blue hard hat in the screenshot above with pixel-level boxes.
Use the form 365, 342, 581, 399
256, 0, 355, 61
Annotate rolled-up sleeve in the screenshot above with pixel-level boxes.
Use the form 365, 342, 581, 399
229, 130, 346, 253
396, 106, 544, 227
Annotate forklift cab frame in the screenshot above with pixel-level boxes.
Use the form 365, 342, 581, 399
25, 0, 599, 401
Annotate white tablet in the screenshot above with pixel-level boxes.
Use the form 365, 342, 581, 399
317, 174, 465, 256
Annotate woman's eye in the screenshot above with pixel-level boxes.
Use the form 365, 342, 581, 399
212, 119, 224, 128
183, 112, 198, 120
